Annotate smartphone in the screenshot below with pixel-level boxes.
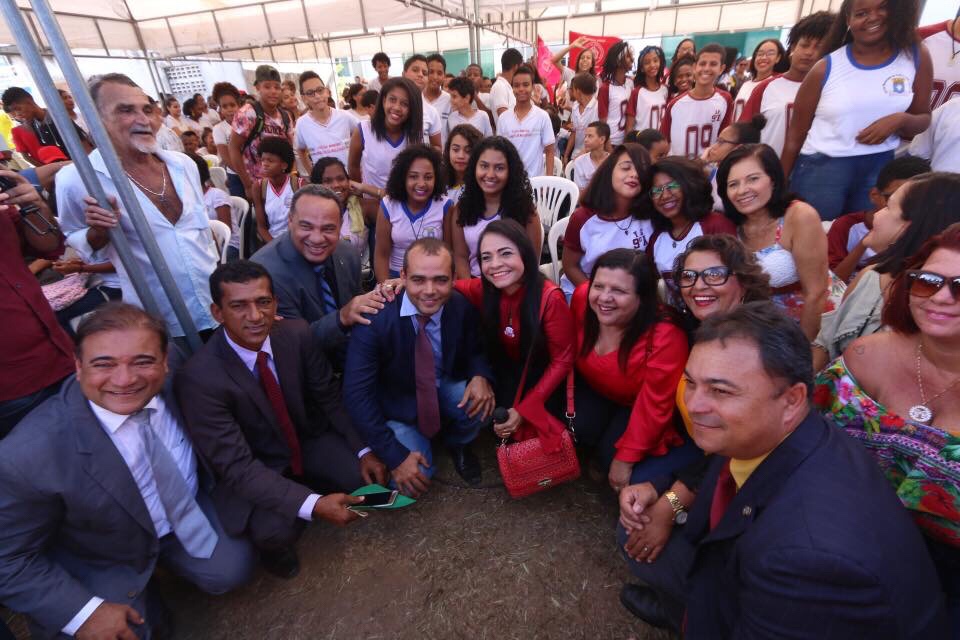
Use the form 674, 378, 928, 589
350, 489, 398, 510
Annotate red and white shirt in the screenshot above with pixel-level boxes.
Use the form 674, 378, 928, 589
732, 79, 760, 122
917, 21, 960, 109
560, 205, 653, 294
660, 89, 733, 159
739, 74, 802, 156
627, 85, 669, 131
597, 78, 634, 145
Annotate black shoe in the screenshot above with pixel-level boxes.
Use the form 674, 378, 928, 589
450, 444, 482, 486
261, 547, 300, 579
619, 584, 680, 632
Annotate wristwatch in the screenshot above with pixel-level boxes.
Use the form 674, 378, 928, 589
664, 490, 688, 525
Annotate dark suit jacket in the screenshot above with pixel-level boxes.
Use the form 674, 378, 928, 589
251, 234, 361, 353
0, 376, 200, 639
174, 320, 366, 536
682, 410, 948, 639
342, 291, 493, 469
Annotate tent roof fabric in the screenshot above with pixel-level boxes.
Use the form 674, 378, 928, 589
0, 0, 843, 61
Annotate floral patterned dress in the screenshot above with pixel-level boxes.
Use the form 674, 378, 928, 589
814, 358, 960, 547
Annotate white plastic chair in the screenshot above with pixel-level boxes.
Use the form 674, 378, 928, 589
551, 156, 563, 177
563, 160, 575, 181
208, 219, 231, 264
209, 166, 228, 191
203, 154, 221, 168
542, 215, 570, 284
530, 175, 579, 230
230, 196, 251, 259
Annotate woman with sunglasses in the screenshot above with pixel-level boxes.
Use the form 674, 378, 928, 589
813, 172, 960, 371
814, 224, 960, 626
646, 158, 735, 306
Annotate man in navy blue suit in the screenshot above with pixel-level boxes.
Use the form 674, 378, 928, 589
617, 302, 948, 638
343, 238, 495, 496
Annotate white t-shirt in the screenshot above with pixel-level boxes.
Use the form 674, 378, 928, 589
909, 98, 960, 173
156, 125, 184, 153
496, 105, 556, 178
425, 91, 452, 145
164, 115, 188, 133
740, 75, 802, 157
202, 186, 238, 250
601, 79, 634, 145
294, 109, 355, 167
732, 79, 760, 122
422, 101, 443, 141
447, 108, 493, 138
569, 98, 599, 156
381, 195, 452, 273
661, 89, 734, 159
199, 110, 221, 129
463, 212, 502, 276
572, 152, 603, 190
357, 119, 408, 189
368, 76, 386, 92
489, 76, 516, 125
212, 120, 236, 174
631, 85, 669, 131
560, 206, 653, 295
918, 21, 960, 110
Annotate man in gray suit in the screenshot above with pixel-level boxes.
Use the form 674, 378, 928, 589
0, 304, 254, 639
251, 184, 399, 365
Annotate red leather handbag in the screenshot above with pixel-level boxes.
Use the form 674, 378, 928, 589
497, 373, 580, 498
496, 286, 580, 498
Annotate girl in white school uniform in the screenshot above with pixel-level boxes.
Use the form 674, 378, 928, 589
252, 137, 304, 244
374, 145, 452, 280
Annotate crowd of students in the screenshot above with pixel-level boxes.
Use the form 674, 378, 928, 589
1, 0, 960, 636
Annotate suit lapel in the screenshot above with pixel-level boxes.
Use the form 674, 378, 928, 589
331, 245, 355, 302
69, 380, 157, 537
213, 328, 277, 425
279, 234, 324, 314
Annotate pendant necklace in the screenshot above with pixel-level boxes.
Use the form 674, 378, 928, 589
504, 303, 516, 338
126, 166, 168, 207
611, 215, 632, 236
670, 221, 694, 248
909, 341, 960, 424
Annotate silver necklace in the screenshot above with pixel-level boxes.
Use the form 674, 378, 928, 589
126, 167, 168, 206
909, 342, 960, 424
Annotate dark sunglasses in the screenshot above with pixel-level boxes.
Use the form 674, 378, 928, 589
676, 266, 732, 288
908, 270, 960, 300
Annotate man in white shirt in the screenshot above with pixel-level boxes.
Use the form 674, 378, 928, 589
402, 55, 443, 150
424, 53, 453, 146
489, 48, 523, 125
0, 304, 255, 640
57, 74, 218, 339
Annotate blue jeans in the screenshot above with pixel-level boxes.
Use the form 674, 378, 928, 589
385, 378, 484, 478
628, 431, 703, 485
790, 150, 894, 221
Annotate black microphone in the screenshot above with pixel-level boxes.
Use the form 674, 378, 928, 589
493, 407, 509, 424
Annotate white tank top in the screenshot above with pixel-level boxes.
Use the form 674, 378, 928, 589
263, 177, 295, 238
359, 119, 407, 189
743, 218, 798, 288
381, 195, 452, 274
462, 211, 502, 276
801, 44, 918, 157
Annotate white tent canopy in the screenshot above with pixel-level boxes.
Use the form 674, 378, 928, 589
0, 0, 853, 63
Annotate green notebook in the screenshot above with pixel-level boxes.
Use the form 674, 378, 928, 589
351, 483, 416, 509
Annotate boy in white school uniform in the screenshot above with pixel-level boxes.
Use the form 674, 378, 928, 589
293, 71, 356, 174
402, 55, 443, 150
489, 48, 523, 125
572, 121, 610, 191
562, 72, 599, 167
661, 43, 733, 159
446, 77, 493, 138
495, 64, 556, 178
424, 54, 453, 146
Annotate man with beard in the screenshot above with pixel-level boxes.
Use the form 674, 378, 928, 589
57, 73, 219, 340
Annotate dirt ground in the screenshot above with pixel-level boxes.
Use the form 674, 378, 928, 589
7, 432, 676, 640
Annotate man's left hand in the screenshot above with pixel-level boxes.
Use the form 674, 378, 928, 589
458, 376, 495, 421
0, 169, 45, 221
359, 451, 388, 486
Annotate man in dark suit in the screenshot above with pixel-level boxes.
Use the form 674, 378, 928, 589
251, 184, 398, 363
0, 303, 254, 640
175, 261, 385, 579
617, 302, 948, 638
343, 238, 495, 496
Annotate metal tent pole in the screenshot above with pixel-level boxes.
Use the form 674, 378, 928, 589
17, 0, 204, 352
0, 0, 165, 321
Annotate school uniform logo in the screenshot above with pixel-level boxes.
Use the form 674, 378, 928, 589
883, 75, 909, 96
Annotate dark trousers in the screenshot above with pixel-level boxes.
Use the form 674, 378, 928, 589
573, 375, 703, 484
927, 538, 960, 637
246, 431, 365, 551
56, 286, 118, 337
617, 521, 693, 628
0, 377, 66, 439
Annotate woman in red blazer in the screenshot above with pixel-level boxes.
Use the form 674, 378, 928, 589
571, 248, 702, 492
455, 219, 575, 452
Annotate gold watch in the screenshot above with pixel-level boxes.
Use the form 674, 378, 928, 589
664, 490, 688, 525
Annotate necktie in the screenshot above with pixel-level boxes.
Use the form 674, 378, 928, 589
415, 314, 441, 438
255, 351, 304, 476
709, 459, 737, 531
314, 264, 338, 315
134, 410, 218, 559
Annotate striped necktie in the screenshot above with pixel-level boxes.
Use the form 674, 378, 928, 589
314, 263, 338, 314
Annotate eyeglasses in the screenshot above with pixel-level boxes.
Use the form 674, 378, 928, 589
650, 181, 680, 197
754, 50, 779, 59
302, 88, 326, 97
907, 270, 960, 300
676, 266, 732, 288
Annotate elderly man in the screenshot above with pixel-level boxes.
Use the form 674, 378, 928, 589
0, 303, 254, 640
57, 74, 218, 339
251, 184, 396, 363
616, 302, 948, 638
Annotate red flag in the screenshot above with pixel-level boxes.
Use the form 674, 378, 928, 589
536, 36, 561, 100
568, 31, 622, 76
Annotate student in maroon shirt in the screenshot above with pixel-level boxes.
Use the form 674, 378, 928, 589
0, 170, 74, 437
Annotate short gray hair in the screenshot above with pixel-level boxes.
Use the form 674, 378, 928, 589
289, 183, 342, 218
88, 73, 140, 112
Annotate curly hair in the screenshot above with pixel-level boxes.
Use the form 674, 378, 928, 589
667, 55, 696, 96
601, 41, 632, 82
649, 157, 715, 231
456, 136, 536, 227
821, 0, 919, 55
672, 234, 772, 307
211, 81, 240, 106
384, 144, 446, 203
443, 123, 483, 189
